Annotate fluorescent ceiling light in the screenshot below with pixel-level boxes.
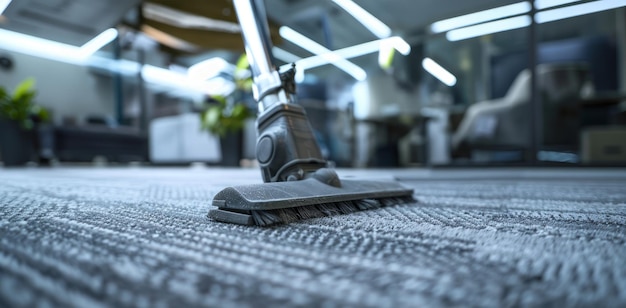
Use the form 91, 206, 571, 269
0, 0, 11, 15
279, 26, 366, 81
272, 47, 301, 64
280, 40, 378, 71
143, 65, 234, 96
0, 28, 84, 63
422, 57, 457, 87
0, 28, 229, 97
203, 76, 236, 96
187, 57, 234, 81
78, 28, 118, 58
88, 57, 140, 76
536, 0, 626, 23
446, 15, 532, 41
535, 0, 581, 10
294, 69, 305, 83
0, 27, 118, 62
331, 0, 410, 56
331, 0, 391, 38
383, 36, 411, 55
378, 42, 395, 68
331, 40, 380, 58
431, 2, 531, 33
90, 58, 233, 96
278, 36, 406, 72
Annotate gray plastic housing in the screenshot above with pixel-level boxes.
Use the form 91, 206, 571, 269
212, 176, 413, 211
255, 103, 327, 182
209, 174, 414, 225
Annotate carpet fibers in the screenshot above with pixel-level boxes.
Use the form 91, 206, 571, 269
1, 167, 625, 307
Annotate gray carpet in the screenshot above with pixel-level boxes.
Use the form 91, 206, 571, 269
1, 167, 625, 307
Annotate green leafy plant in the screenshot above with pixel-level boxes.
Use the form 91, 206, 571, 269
199, 54, 253, 137
0, 78, 49, 130
200, 95, 251, 136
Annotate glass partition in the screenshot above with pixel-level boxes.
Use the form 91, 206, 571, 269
420, 3, 626, 166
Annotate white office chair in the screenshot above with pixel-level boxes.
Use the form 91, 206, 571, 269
452, 64, 593, 155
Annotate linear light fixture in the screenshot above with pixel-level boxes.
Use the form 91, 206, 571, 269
331, 0, 391, 38
143, 65, 234, 96
536, 0, 626, 23
330, 39, 381, 58
331, 0, 411, 56
422, 57, 457, 86
90, 58, 233, 96
0, 27, 118, 63
386, 36, 411, 57
446, 15, 532, 41
277, 36, 407, 73
78, 28, 118, 58
279, 26, 367, 81
187, 57, 234, 81
275, 40, 388, 82
535, 0, 581, 10
0, 0, 11, 15
378, 42, 395, 69
274, 36, 411, 82
0, 28, 84, 63
272, 47, 302, 64
90, 58, 234, 96
431, 2, 531, 33
0, 27, 230, 97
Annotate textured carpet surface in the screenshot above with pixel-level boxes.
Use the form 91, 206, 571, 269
1, 167, 625, 307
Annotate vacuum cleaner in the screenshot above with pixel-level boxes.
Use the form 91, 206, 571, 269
208, 0, 415, 226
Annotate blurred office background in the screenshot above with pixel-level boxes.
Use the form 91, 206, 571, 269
1, 0, 625, 168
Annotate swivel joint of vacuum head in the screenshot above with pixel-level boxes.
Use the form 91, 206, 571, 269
255, 103, 327, 183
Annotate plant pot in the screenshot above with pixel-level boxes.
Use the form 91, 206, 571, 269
0, 119, 35, 166
220, 130, 243, 167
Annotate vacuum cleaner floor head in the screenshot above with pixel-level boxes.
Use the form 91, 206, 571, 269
209, 177, 415, 226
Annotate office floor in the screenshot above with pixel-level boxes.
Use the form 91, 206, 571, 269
1, 167, 625, 307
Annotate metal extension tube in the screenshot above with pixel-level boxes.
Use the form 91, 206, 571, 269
232, 0, 284, 111
232, 0, 329, 183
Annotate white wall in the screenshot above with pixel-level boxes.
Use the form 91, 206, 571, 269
0, 49, 115, 124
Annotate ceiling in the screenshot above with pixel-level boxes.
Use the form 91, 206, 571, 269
260, 0, 512, 78
139, 0, 283, 52
0, 0, 554, 80
1, 0, 522, 52
140, 0, 518, 58
265, 0, 519, 49
0, 0, 141, 46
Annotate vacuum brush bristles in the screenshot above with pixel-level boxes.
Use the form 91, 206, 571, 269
247, 196, 415, 226
209, 176, 415, 226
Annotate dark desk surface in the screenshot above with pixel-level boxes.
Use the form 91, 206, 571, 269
580, 92, 626, 107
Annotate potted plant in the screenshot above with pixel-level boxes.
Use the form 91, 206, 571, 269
199, 55, 254, 166
200, 95, 251, 134
0, 78, 50, 166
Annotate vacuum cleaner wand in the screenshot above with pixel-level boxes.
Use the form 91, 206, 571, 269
233, 0, 327, 183
208, 0, 415, 226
